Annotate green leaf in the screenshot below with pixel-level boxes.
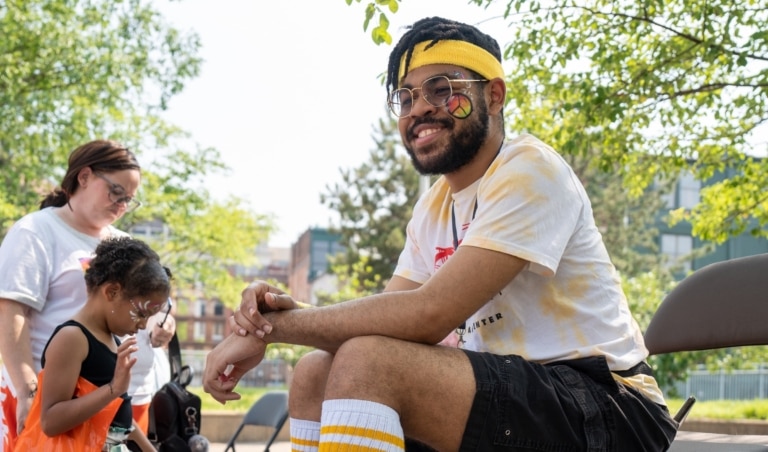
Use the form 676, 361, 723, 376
363, 3, 375, 31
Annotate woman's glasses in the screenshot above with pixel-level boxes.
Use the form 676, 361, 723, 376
94, 172, 141, 212
388, 75, 487, 118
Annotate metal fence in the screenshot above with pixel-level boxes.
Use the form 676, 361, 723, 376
180, 349, 768, 401
672, 367, 768, 401
181, 350, 289, 388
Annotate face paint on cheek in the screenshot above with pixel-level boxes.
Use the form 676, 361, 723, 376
447, 93, 473, 119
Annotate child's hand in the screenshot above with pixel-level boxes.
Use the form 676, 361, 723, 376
111, 336, 138, 396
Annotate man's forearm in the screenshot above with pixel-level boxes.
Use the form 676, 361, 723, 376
261, 292, 447, 350
250, 247, 525, 350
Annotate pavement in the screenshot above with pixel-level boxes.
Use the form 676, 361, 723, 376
209, 431, 768, 451
670, 431, 768, 451
209, 440, 290, 451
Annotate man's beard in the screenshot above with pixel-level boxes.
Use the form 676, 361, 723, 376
405, 100, 490, 175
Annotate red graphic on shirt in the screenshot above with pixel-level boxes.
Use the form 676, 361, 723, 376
1, 379, 17, 451
434, 246, 455, 270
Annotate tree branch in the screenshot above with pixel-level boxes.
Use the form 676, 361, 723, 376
576, 5, 768, 62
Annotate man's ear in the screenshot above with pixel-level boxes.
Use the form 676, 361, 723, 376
488, 78, 506, 114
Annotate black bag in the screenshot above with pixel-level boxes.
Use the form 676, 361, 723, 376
147, 332, 203, 451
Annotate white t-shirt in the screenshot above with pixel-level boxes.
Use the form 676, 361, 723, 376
0, 207, 126, 371
394, 134, 647, 370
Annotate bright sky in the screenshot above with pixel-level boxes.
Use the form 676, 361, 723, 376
157, 0, 511, 248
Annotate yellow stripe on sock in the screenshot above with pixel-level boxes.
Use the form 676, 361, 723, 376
319, 441, 399, 452
291, 436, 320, 452
320, 424, 404, 449
291, 436, 320, 447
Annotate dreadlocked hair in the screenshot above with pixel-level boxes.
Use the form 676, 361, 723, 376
386, 16, 502, 97
85, 236, 172, 300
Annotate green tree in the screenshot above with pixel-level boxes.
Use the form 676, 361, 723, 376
315, 256, 383, 305
321, 116, 423, 292
0, 0, 201, 223
338, 1, 767, 390
350, 0, 768, 244
563, 147, 670, 276
0, 0, 273, 305
121, 150, 274, 306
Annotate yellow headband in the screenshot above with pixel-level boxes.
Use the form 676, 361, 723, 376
398, 40, 505, 86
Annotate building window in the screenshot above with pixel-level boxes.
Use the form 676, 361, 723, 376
661, 234, 693, 273
194, 300, 206, 340
660, 171, 701, 209
213, 302, 224, 341
678, 172, 701, 209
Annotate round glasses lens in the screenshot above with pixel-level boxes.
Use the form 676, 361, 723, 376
389, 90, 409, 117
423, 76, 453, 107
110, 193, 138, 211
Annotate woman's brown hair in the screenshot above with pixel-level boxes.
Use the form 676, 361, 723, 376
40, 140, 141, 209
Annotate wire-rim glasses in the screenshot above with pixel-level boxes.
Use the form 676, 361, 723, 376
388, 75, 488, 118
94, 172, 141, 212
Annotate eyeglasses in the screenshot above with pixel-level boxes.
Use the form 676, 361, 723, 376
388, 75, 488, 118
94, 172, 141, 212
129, 298, 169, 324
158, 298, 173, 328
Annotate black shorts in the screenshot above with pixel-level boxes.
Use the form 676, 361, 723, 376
407, 353, 678, 452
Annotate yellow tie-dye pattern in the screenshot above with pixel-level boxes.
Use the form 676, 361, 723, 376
612, 374, 667, 405
395, 134, 651, 375
481, 154, 549, 244
539, 284, 575, 320
566, 272, 591, 300
426, 180, 453, 225
511, 322, 525, 348
320, 425, 405, 450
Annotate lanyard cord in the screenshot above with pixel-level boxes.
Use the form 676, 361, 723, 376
451, 198, 479, 250
449, 140, 503, 344
450, 141, 501, 249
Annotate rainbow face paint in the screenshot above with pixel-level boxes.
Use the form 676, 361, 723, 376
447, 93, 473, 119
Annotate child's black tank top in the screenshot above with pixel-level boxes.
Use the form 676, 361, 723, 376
42, 319, 133, 429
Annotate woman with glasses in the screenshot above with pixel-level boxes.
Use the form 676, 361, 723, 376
0, 139, 141, 451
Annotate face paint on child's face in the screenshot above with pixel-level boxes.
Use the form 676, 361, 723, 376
447, 93, 473, 119
129, 298, 165, 324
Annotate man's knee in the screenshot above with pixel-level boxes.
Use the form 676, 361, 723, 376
290, 350, 334, 420
293, 350, 333, 391
327, 336, 407, 393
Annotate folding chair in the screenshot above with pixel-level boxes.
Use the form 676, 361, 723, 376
223, 390, 289, 452
643, 253, 768, 425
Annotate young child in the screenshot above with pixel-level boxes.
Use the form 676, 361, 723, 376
16, 236, 172, 451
